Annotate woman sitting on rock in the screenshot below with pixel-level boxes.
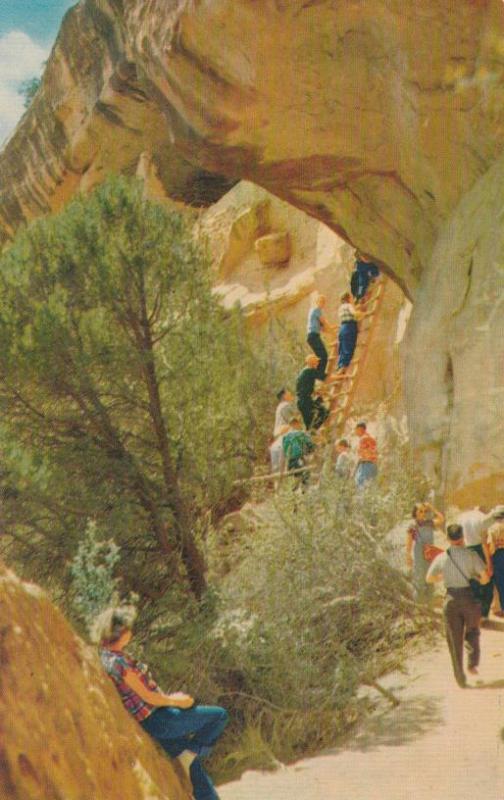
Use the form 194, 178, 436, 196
93, 605, 228, 800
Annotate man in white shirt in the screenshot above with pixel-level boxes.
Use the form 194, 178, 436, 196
457, 506, 504, 618
427, 524, 489, 687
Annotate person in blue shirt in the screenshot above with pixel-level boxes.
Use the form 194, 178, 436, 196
350, 252, 380, 303
306, 294, 337, 380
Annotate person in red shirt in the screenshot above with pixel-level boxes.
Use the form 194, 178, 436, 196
354, 421, 378, 488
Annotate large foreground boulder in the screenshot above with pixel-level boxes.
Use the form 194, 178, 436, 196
0, 563, 191, 800
1, 0, 504, 501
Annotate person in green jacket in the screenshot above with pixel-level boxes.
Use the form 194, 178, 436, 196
282, 417, 315, 484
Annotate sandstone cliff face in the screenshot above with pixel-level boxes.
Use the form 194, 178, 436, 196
405, 151, 504, 506
0, 563, 191, 800
200, 181, 408, 415
1, 0, 504, 500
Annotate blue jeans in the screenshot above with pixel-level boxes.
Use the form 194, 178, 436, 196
141, 705, 229, 800
337, 320, 358, 368
355, 460, 377, 488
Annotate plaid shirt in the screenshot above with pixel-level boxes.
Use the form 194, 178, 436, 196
100, 649, 161, 722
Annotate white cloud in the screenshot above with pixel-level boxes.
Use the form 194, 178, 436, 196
0, 31, 49, 145
0, 85, 25, 143
0, 31, 48, 82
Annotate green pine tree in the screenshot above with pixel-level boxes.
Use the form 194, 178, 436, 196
0, 177, 270, 604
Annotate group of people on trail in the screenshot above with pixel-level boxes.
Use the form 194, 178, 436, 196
268, 251, 381, 486
406, 502, 504, 688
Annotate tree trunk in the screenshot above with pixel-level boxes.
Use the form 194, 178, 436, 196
137, 280, 207, 599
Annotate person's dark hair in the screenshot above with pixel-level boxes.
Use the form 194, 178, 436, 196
337, 438, 349, 448
276, 388, 286, 402
412, 502, 423, 520
340, 291, 351, 303
356, 421, 367, 430
447, 524, 464, 541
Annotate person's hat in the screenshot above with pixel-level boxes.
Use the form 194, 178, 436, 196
492, 505, 504, 519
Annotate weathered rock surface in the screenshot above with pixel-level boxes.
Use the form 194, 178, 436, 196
1, 0, 504, 500
405, 151, 504, 506
0, 563, 191, 800
201, 181, 407, 415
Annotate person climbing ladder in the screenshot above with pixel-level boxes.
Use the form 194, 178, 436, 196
296, 354, 329, 430
350, 252, 380, 303
282, 417, 315, 485
306, 293, 337, 380
336, 292, 364, 372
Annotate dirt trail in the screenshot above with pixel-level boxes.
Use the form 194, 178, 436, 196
220, 624, 504, 800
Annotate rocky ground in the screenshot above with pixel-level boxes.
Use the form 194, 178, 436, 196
220, 622, 504, 800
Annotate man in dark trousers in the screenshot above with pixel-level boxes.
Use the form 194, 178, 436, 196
426, 524, 489, 687
350, 252, 380, 302
296, 354, 328, 431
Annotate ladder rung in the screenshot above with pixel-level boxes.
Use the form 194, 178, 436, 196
330, 387, 352, 398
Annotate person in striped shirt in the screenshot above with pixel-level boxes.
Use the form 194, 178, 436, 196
337, 292, 363, 372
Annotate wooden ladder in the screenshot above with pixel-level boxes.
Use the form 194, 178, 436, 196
315, 278, 387, 444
